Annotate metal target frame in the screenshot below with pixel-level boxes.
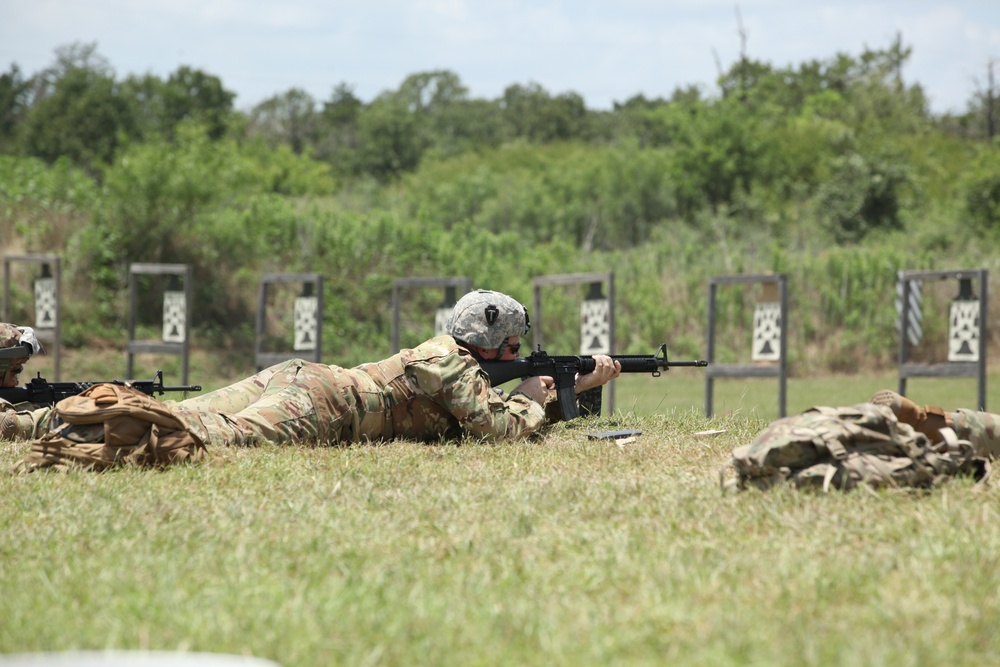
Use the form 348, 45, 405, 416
705, 273, 789, 418
897, 268, 988, 410
532, 271, 616, 415
255, 273, 324, 371
2, 253, 62, 380
390, 276, 472, 353
127, 263, 193, 384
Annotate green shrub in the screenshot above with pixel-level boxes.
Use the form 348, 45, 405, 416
963, 143, 1000, 232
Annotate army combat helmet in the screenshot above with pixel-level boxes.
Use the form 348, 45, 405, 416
447, 289, 530, 349
0, 323, 38, 373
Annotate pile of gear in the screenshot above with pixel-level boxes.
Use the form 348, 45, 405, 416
14, 382, 205, 473
722, 394, 990, 492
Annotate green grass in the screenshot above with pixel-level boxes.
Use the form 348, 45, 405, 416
0, 352, 1000, 667
3, 372, 1000, 666
613, 367, 1000, 421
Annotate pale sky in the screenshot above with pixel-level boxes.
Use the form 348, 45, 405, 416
1, 0, 998, 115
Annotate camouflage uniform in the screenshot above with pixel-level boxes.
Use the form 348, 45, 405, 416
171, 335, 550, 447
869, 389, 1000, 460
0, 323, 49, 440
953, 409, 1000, 459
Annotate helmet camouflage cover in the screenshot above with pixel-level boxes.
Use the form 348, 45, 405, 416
0, 323, 31, 373
447, 290, 530, 349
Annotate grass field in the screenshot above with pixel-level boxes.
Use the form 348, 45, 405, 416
612, 366, 996, 421
3, 362, 1000, 666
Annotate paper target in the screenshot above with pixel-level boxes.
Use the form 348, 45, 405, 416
580, 298, 610, 355
162, 291, 186, 343
294, 296, 319, 351
752, 302, 781, 361
33, 276, 57, 329
948, 300, 980, 362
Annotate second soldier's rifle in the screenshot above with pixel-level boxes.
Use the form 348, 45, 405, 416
479, 344, 708, 419
0, 370, 201, 407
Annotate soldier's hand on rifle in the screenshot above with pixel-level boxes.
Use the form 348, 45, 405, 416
512, 375, 554, 404
574, 355, 621, 394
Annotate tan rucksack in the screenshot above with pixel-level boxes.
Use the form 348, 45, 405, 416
722, 403, 988, 492
14, 383, 206, 473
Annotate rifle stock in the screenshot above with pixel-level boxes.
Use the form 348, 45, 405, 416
0, 370, 201, 408
480, 344, 708, 419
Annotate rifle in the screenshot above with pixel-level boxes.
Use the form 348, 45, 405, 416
479, 344, 708, 419
0, 370, 202, 407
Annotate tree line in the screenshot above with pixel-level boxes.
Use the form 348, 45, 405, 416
3, 39, 996, 175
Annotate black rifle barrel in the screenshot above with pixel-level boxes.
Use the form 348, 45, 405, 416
480, 345, 708, 387
0, 372, 202, 407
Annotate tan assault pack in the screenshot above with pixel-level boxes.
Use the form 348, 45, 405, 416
14, 383, 206, 473
722, 403, 988, 492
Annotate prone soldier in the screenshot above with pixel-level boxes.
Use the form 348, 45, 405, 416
13, 290, 622, 471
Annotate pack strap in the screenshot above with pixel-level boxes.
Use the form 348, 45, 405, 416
817, 433, 849, 460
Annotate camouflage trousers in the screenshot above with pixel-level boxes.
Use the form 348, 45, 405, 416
954, 409, 1000, 459
174, 359, 389, 448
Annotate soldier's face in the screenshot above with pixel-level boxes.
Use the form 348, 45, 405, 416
473, 336, 522, 361
1, 366, 22, 388
496, 336, 521, 361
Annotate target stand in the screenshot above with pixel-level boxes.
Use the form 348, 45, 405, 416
532, 271, 616, 415
896, 268, 988, 409
255, 273, 324, 371
127, 263, 193, 385
705, 274, 789, 417
2, 254, 62, 379
390, 276, 471, 353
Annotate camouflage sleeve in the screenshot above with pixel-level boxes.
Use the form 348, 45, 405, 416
408, 353, 548, 440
